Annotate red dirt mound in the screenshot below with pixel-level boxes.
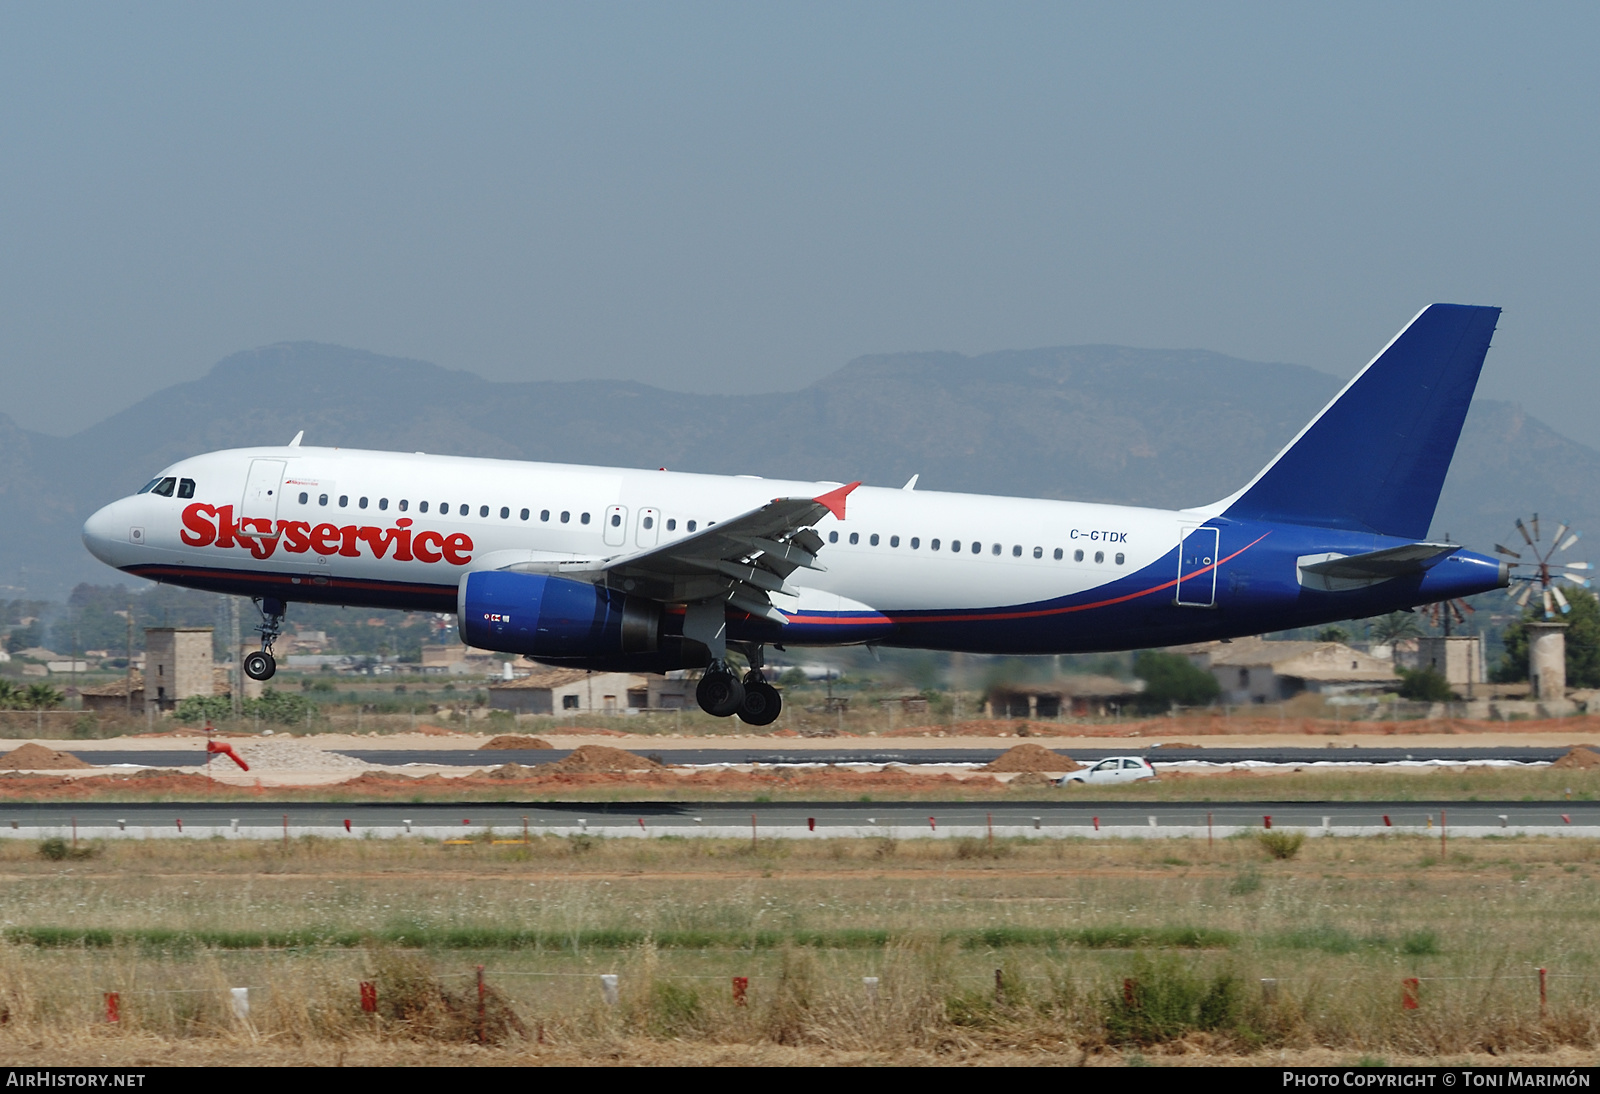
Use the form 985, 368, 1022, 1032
480, 735, 553, 750
1550, 746, 1600, 770
0, 770, 217, 797
980, 743, 1081, 773
541, 745, 663, 773
0, 743, 93, 770
340, 771, 416, 785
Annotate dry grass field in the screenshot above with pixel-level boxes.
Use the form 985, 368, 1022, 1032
0, 832, 1598, 1065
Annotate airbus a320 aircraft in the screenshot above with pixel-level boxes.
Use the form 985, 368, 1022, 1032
83, 304, 1508, 725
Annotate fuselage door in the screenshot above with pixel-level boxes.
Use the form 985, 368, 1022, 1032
1176, 525, 1219, 607
240, 460, 286, 533
603, 505, 628, 547
636, 507, 660, 548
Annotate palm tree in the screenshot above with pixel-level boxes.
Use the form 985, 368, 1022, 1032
22, 683, 63, 710
0, 680, 19, 709
1368, 611, 1425, 651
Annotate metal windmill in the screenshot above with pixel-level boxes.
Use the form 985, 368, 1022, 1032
1422, 531, 1477, 635
1423, 595, 1474, 635
1494, 514, 1592, 619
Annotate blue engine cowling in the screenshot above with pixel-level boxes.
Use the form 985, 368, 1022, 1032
457, 571, 660, 658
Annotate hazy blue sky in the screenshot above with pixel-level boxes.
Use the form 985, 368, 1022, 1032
2, 3, 1596, 443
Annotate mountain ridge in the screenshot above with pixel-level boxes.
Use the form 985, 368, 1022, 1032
4, 340, 1594, 600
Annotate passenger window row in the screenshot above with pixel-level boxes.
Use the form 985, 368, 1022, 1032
823, 530, 1124, 566
294, 492, 601, 525
289, 492, 709, 535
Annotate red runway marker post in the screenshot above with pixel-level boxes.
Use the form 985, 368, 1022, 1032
637, 818, 645, 831
360, 981, 377, 1013
104, 992, 119, 1023
732, 977, 748, 1006
344, 819, 351, 833
1093, 816, 1099, 831
807, 817, 815, 832
1383, 815, 1392, 827
1263, 815, 1272, 830
929, 816, 936, 832
1539, 967, 1548, 1016
1402, 978, 1420, 1011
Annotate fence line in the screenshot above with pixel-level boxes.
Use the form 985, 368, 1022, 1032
86, 964, 1579, 1025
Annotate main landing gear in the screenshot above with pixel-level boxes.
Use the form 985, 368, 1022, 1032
243, 597, 286, 682
695, 645, 783, 726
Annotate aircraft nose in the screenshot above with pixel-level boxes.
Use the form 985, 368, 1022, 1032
82, 499, 136, 565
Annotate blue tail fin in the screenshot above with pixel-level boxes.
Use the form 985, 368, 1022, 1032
1218, 303, 1500, 540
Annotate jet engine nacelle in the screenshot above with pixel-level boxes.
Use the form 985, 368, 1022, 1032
457, 571, 660, 659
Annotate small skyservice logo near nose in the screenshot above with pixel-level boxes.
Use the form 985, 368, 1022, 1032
178, 503, 474, 565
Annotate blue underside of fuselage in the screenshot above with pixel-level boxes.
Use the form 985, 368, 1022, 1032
126, 517, 1505, 656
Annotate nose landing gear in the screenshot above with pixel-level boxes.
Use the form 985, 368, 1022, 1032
243, 597, 287, 682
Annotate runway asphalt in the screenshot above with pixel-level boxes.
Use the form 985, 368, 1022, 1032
4, 799, 1597, 833
66, 745, 1577, 768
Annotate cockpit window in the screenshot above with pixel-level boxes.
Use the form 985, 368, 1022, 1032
177, 478, 196, 499
144, 477, 177, 497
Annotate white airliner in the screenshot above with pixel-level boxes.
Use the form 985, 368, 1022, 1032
84, 304, 1509, 724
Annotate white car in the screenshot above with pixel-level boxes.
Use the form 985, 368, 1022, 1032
1056, 756, 1157, 785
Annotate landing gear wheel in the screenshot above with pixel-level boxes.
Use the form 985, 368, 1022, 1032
736, 682, 782, 726
250, 597, 286, 683
243, 651, 276, 681
696, 669, 745, 718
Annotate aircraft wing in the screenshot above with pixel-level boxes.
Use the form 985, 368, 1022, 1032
1298, 542, 1457, 580
505, 482, 859, 620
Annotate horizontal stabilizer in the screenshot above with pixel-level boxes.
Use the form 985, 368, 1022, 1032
1217, 304, 1500, 539
1298, 542, 1458, 581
